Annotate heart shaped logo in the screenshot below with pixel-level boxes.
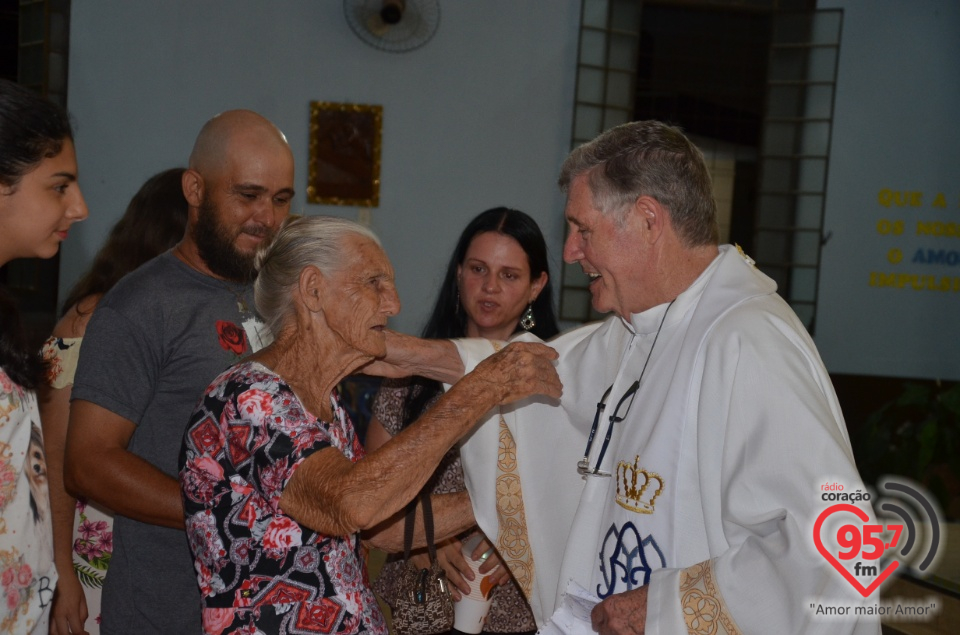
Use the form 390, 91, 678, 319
813, 503, 899, 597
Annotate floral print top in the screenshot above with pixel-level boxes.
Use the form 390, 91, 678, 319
40, 337, 81, 390
0, 368, 56, 634
180, 361, 386, 635
41, 336, 113, 633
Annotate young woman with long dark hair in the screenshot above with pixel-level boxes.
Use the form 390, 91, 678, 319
367, 207, 559, 635
0, 78, 88, 633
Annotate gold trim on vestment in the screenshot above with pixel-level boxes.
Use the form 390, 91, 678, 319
491, 342, 535, 600
679, 560, 743, 635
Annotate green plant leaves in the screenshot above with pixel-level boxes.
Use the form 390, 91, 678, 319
917, 418, 938, 472
939, 383, 960, 417
853, 380, 959, 518
73, 563, 105, 589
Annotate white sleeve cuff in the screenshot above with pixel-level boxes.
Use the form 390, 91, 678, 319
645, 568, 686, 635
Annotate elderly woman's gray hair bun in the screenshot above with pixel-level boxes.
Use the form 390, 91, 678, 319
254, 214, 301, 273
253, 215, 382, 338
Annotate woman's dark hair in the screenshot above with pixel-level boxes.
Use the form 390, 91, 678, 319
401, 207, 560, 427
0, 79, 74, 389
61, 167, 189, 316
0, 79, 72, 188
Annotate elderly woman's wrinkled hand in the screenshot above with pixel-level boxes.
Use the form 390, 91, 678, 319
472, 342, 561, 405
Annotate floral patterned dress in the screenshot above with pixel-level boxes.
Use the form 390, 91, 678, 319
180, 361, 386, 635
0, 367, 56, 633
41, 336, 113, 634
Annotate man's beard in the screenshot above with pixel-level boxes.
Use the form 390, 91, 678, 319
194, 199, 267, 283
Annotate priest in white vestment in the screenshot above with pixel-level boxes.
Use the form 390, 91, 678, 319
414, 122, 881, 635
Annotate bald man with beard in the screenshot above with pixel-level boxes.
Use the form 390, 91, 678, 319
64, 111, 295, 633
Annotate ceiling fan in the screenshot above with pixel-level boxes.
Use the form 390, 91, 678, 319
344, 0, 441, 53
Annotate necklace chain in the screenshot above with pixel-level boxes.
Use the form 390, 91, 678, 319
577, 298, 676, 477
221, 280, 251, 315
173, 244, 251, 314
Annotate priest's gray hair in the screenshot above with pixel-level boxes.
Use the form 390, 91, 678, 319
558, 120, 719, 247
254, 215, 382, 336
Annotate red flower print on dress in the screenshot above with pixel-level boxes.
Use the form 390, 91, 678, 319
262, 516, 302, 559
229, 475, 254, 498
237, 389, 273, 420
183, 456, 226, 504
258, 458, 290, 505
41, 344, 63, 384
291, 425, 329, 454
216, 320, 248, 356
2, 561, 33, 613
0, 370, 17, 397
202, 607, 235, 635
15, 565, 30, 588
181, 363, 387, 633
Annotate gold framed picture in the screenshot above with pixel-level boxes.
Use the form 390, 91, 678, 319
307, 101, 382, 207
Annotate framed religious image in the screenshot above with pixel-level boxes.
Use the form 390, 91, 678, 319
308, 101, 382, 207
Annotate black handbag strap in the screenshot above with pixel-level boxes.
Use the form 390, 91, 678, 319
402, 491, 439, 565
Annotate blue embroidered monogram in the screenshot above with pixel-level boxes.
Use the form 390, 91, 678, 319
596, 522, 665, 598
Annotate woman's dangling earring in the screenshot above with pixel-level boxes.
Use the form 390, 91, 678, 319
520, 303, 535, 331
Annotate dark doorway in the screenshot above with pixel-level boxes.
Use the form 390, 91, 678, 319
0, 0, 66, 349
633, 0, 812, 256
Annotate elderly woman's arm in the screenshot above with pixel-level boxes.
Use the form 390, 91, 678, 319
279, 341, 559, 543
361, 330, 465, 383
362, 491, 473, 552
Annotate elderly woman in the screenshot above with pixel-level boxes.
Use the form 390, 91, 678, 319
178, 216, 560, 635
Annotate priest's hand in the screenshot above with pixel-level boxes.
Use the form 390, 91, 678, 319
591, 585, 647, 635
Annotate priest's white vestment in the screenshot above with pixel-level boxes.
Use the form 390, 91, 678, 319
455, 246, 879, 634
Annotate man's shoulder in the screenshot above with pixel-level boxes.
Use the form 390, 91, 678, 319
702, 292, 818, 367
98, 252, 174, 301
98, 252, 219, 313
689, 247, 790, 339
710, 292, 800, 336
551, 315, 621, 350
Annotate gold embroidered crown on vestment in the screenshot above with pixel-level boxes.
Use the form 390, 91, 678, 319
615, 457, 663, 514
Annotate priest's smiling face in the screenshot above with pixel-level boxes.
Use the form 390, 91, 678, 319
563, 174, 649, 318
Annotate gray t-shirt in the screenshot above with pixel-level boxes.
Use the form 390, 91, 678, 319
72, 251, 261, 634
